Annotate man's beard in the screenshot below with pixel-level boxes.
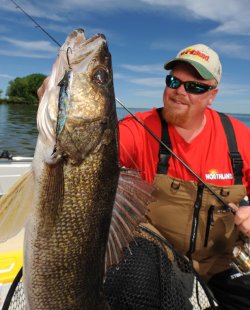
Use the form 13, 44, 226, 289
163, 102, 190, 126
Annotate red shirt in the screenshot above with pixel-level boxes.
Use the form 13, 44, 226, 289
119, 107, 250, 194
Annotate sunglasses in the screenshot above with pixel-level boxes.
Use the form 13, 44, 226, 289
166, 75, 216, 94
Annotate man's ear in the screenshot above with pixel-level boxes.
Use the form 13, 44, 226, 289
208, 88, 218, 106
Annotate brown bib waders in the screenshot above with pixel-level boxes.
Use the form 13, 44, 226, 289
147, 109, 246, 281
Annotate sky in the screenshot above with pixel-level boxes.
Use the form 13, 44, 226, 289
1, 0, 250, 114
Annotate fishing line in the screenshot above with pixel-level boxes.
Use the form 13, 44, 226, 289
11, 0, 231, 211
10, 0, 61, 47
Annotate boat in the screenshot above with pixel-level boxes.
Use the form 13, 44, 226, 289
0, 151, 32, 308
0, 151, 32, 198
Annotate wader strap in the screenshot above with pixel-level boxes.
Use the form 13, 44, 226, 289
156, 108, 172, 174
218, 112, 243, 185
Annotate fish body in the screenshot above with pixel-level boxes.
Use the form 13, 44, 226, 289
24, 29, 118, 309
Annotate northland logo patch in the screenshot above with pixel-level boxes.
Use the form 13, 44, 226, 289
205, 169, 233, 180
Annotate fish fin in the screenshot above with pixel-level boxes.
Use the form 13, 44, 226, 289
0, 170, 34, 242
39, 162, 64, 230
106, 169, 155, 268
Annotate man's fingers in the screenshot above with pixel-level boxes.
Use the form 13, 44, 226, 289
234, 206, 250, 225
228, 202, 238, 213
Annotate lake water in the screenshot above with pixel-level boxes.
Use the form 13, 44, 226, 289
0, 104, 249, 157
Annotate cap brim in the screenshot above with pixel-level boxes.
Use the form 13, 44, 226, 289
164, 58, 214, 80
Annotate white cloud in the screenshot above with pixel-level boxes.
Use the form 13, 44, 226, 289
219, 83, 250, 96
0, 73, 14, 79
130, 77, 164, 87
142, 0, 250, 36
113, 72, 127, 80
0, 50, 55, 58
2, 0, 250, 36
0, 37, 58, 52
2, 0, 63, 21
120, 64, 163, 74
211, 41, 250, 60
50, 0, 146, 11
150, 42, 178, 51
0, 37, 58, 58
134, 89, 162, 98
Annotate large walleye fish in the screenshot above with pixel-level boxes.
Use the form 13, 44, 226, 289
0, 29, 153, 309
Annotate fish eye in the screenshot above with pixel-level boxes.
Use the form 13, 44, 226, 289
92, 68, 109, 85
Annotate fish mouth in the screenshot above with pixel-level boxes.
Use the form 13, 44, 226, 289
66, 28, 106, 46
62, 30, 107, 70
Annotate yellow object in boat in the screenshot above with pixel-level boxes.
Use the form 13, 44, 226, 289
0, 251, 23, 284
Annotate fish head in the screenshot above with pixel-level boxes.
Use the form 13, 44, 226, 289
36, 29, 117, 165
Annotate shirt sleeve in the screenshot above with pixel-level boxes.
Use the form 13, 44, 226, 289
118, 108, 161, 183
118, 117, 138, 169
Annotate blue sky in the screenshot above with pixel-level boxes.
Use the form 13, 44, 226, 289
1, 0, 250, 114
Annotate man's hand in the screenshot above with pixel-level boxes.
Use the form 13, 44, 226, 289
234, 206, 250, 237
37, 76, 49, 102
230, 201, 250, 237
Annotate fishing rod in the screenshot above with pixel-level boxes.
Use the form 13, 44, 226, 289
11, 0, 231, 211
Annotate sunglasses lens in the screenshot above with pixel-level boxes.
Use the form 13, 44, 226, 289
185, 82, 209, 94
166, 75, 180, 89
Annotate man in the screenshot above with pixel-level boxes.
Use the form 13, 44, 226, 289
119, 44, 250, 309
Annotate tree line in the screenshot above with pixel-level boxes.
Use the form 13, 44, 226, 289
0, 73, 46, 104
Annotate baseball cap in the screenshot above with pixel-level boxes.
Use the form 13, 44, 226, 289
164, 44, 222, 83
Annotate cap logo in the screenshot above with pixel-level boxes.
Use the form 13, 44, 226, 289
180, 48, 209, 62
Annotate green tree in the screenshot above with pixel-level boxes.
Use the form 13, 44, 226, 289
0, 89, 3, 98
6, 73, 46, 104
